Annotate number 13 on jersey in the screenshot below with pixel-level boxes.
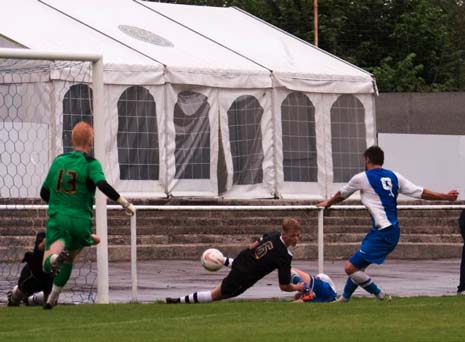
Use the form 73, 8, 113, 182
56, 169, 78, 194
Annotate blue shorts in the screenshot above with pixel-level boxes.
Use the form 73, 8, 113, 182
311, 277, 337, 302
349, 224, 400, 269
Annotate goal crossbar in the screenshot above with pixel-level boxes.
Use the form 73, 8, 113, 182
0, 48, 102, 62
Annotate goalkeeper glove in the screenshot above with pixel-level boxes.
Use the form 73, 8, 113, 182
302, 291, 316, 302
302, 284, 316, 302
117, 196, 136, 216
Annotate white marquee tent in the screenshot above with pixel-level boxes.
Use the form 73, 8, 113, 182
0, 0, 377, 199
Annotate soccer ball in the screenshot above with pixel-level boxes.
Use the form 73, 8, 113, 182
201, 248, 224, 272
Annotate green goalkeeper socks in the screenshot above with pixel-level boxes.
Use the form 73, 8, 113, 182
54, 263, 73, 287
43, 254, 52, 273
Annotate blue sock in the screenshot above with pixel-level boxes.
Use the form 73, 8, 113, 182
342, 277, 358, 299
362, 282, 381, 296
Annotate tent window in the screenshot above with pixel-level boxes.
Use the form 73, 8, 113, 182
62, 84, 93, 153
174, 91, 210, 179
227, 95, 264, 185
331, 95, 366, 182
117, 86, 159, 180
281, 92, 317, 182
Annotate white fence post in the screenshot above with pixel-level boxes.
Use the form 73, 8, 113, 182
131, 213, 138, 302
318, 209, 324, 274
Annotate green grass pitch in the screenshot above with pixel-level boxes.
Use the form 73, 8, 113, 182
1, 297, 465, 341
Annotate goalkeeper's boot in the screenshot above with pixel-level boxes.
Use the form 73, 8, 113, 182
7, 286, 22, 306
165, 297, 181, 304
7, 291, 20, 307
43, 303, 53, 310
43, 290, 60, 310
50, 251, 69, 276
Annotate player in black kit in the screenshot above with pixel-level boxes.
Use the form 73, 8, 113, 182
165, 218, 304, 304
7, 231, 54, 306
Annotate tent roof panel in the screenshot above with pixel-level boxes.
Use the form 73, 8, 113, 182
1, 0, 373, 91
139, 1, 373, 83
0, 0, 159, 66
42, 0, 269, 75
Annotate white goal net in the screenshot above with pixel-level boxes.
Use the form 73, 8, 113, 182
0, 49, 107, 305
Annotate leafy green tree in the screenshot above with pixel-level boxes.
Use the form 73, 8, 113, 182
388, 1, 457, 90
371, 53, 426, 92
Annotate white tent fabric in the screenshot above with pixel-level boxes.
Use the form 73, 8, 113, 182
218, 88, 274, 198
105, 84, 166, 197
0, 0, 377, 200
274, 91, 326, 199
0, 0, 168, 197
135, 0, 376, 199
136, 1, 375, 94
328, 94, 376, 198
0, 0, 159, 67
41, 0, 272, 89
164, 84, 219, 197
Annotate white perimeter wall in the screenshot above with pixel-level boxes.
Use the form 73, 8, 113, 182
379, 133, 465, 200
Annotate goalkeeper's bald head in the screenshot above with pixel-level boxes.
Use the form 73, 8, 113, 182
72, 121, 93, 151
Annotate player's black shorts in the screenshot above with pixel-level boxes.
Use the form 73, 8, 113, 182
220, 268, 257, 299
18, 264, 53, 297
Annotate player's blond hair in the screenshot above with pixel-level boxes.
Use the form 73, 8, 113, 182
282, 217, 301, 232
71, 121, 93, 148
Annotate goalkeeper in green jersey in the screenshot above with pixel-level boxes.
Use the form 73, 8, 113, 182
40, 121, 135, 309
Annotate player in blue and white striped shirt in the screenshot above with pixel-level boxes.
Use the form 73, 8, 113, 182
290, 268, 337, 303
317, 146, 458, 302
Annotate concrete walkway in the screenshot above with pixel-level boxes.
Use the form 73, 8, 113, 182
108, 259, 463, 303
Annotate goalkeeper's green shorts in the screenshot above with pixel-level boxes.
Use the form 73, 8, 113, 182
45, 213, 94, 251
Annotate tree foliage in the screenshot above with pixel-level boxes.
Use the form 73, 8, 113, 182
150, 0, 465, 92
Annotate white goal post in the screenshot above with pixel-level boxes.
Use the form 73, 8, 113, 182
0, 48, 109, 303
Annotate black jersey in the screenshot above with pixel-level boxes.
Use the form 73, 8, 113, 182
22, 249, 46, 278
21, 232, 49, 279
18, 232, 53, 296
232, 231, 292, 285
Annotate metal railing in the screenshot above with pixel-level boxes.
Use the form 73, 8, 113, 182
2, 203, 464, 302
107, 203, 465, 301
